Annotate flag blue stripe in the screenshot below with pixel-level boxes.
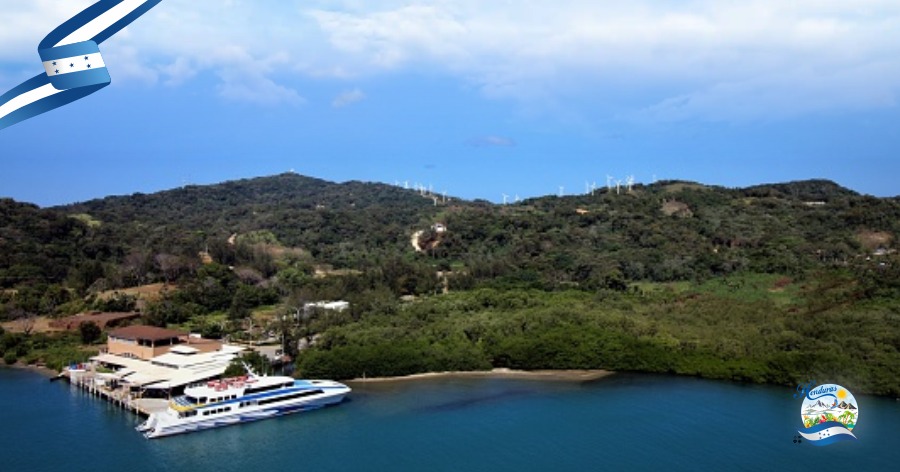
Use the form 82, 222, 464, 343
92, 0, 163, 45
50, 68, 112, 91
0, 75, 108, 132
38, 0, 161, 49
807, 433, 857, 447
800, 421, 850, 434
0, 75, 48, 107
0, 0, 161, 131
38, 41, 101, 62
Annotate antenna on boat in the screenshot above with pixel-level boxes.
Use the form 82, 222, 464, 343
242, 361, 259, 378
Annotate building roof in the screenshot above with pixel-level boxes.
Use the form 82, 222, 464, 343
169, 345, 200, 355
109, 325, 187, 342
92, 344, 246, 390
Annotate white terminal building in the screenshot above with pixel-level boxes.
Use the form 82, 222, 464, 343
91, 326, 246, 398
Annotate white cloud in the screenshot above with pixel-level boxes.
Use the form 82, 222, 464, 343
0, 0, 95, 60
210, 49, 305, 106
303, 1, 900, 120
103, 45, 160, 86
3, 1, 899, 119
634, 59, 900, 122
216, 68, 305, 106
332, 88, 366, 108
159, 57, 197, 86
468, 135, 516, 148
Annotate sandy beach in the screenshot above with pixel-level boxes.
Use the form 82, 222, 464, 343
346, 368, 614, 384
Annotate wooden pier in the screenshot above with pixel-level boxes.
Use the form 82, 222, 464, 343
65, 368, 168, 417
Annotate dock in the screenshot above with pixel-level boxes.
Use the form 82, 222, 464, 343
65, 367, 168, 417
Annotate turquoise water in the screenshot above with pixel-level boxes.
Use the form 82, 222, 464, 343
2, 368, 899, 471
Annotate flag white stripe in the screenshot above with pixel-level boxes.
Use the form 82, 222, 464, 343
42, 53, 107, 76
57, 0, 149, 47
0, 84, 64, 120
798, 426, 857, 442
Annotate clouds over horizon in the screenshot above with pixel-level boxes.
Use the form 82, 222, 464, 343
332, 88, 366, 108
2, 1, 899, 120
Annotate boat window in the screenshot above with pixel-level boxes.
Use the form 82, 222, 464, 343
257, 389, 324, 406
245, 384, 286, 395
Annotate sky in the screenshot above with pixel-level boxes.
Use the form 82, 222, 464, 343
1, 0, 899, 207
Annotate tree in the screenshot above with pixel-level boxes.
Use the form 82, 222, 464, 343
223, 350, 273, 377
12, 308, 36, 336
93, 292, 137, 312
79, 321, 101, 345
154, 253, 185, 283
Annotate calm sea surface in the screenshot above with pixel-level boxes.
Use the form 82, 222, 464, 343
1, 368, 899, 471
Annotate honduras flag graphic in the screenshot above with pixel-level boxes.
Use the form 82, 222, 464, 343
798, 383, 860, 447
0, 0, 162, 131
798, 421, 857, 447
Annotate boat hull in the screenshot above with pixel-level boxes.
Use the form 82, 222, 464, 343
141, 390, 347, 439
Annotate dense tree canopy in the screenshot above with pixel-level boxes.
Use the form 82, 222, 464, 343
1, 175, 897, 394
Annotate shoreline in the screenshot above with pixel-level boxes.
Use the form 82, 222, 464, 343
2, 362, 61, 378
345, 368, 614, 384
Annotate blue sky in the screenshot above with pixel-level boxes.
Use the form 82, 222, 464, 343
1, 0, 899, 207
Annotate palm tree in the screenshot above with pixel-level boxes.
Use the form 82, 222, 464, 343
838, 410, 856, 426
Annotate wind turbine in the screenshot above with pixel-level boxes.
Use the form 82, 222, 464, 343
606, 175, 614, 192
515, 194, 521, 203
559, 186, 565, 197
626, 175, 635, 192
502, 193, 509, 205
615, 179, 622, 195
442, 191, 448, 203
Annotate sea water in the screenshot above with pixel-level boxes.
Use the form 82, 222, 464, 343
1, 368, 898, 471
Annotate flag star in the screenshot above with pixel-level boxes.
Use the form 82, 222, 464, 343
52, 61, 57, 66
55, 70, 59, 74
70, 63, 74, 67
85, 56, 89, 60
87, 64, 91, 68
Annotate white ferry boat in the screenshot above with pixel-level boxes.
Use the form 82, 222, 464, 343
137, 368, 350, 439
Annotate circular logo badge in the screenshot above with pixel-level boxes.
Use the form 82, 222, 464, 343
801, 384, 858, 431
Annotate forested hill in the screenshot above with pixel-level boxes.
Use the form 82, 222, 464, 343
54, 173, 442, 270
3, 175, 900, 394
62, 173, 436, 221
1, 175, 897, 293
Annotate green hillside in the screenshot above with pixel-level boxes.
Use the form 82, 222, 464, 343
1, 175, 898, 395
